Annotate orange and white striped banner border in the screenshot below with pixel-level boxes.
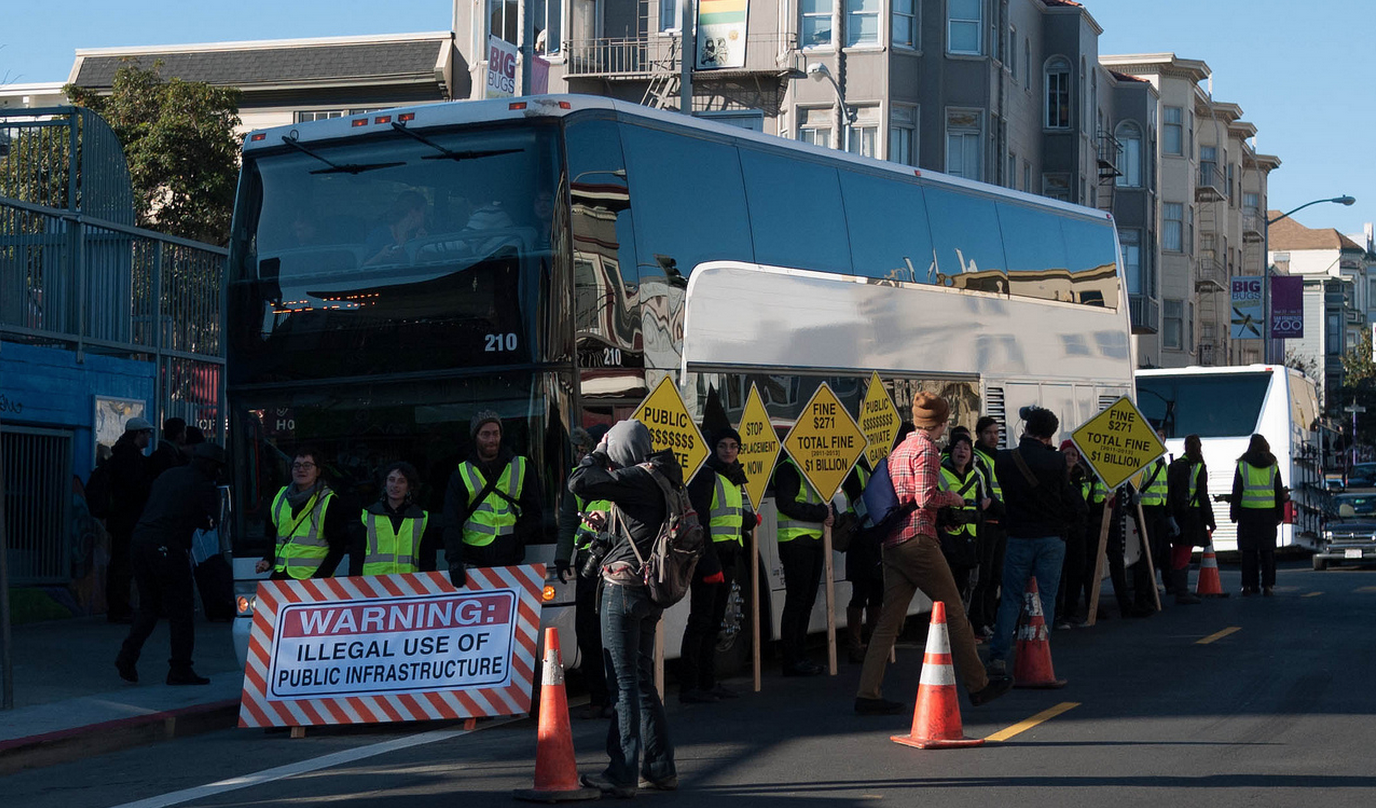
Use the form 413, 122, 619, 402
238, 566, 544, 728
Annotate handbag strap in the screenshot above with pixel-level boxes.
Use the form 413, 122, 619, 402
1010, 447, 1039, 488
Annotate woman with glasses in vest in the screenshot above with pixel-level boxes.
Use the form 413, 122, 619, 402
1230, 434, 1287, 596
360, 462, 440, 576
680, 427, 753, 702
254, 447, 357, 579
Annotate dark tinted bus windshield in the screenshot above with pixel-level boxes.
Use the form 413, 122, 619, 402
228, 124, 561, 384
1136, 373, 1271, 438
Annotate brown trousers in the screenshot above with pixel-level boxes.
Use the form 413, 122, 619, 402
856, 534, 990, 699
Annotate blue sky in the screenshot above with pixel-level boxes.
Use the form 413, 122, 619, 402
2, 0, 1372, 240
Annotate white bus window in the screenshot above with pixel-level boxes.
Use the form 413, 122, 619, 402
621, 125, 752, 281
998, 201, 1070, 303
1060, 217, 1120, 308
923, 186, 1007, 294
1136, 373, 1270, 439
838, 169, 936, 284
739, 148, 852, 274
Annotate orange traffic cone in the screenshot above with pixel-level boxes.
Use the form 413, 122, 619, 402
1195, 543, 1229, 598
891, 601, 986, 749
1013, 578, 1066, 689
513, 628, 601, 803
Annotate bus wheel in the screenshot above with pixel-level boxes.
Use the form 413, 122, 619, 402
714, 554, 770, 676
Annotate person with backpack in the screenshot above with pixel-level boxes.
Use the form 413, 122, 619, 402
854, 393, 1012, 716
569, 419, 682, 797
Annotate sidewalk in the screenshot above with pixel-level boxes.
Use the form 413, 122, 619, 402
1, 614, 244, 774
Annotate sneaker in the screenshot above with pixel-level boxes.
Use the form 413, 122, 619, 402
969, 675, 1013, 707
707, 685, 739, 700
166, 669, 210, 686
1053, 620, 1072, 631
986, 658, 1007, 678
581, 773, 637, 799
854, 697, 906, 716
638, 774, 679, 791
679, 688, 719, 704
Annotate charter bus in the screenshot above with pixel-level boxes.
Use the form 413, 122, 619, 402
225, 95, 1135, 673
1135, 365, 1323, 552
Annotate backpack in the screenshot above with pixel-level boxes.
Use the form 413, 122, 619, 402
859, 456, 916, 541
85, 463, 113, 519
621, 464, 705, 608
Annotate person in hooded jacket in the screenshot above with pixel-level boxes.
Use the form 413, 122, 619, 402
569, 419, 679, 797
442, 411, 543, 586
1230, 434, 1287, 596
1166, 434, 1211, 604
679, 427, 753, 703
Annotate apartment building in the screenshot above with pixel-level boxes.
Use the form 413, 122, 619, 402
1101, 53, 1277, 370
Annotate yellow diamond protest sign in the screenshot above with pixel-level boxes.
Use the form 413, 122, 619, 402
860, 372, 901, 468
736, 383, 780, 510
783, 382, 866, 499
632, 375, 708, 481
1070, 396, 1165, 490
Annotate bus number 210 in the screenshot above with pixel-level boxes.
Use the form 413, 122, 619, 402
484, 333, 519, 352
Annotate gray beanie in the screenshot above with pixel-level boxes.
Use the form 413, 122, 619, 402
470, 410, 502, 439
600, 419, 653, 468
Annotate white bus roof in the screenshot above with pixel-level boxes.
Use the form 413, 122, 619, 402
1137, 364, 1296, 377
241, 94, 1114, 224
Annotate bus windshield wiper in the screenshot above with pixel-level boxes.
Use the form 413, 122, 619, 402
280, 134, 405, 174
390, 122, 523, 161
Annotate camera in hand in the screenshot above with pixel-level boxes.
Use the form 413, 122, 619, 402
580, 531, 614, 580
937, 503, 978, 530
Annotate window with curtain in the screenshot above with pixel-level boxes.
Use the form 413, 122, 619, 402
1163, 202, 1183, 252
947, 0, 982, 54
889, 105, 916, 165
801, 0, 834, 46
1115, 121, 1142, 187
1045, 57, 1071, 129
847, 0, 880, 45
1120, 228, 1142, 295
945, 109, 983, 180
798, 107, 833, 149
1163, 106, 1182, 155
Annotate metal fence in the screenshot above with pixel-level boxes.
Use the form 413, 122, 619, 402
0, 427, 73, 585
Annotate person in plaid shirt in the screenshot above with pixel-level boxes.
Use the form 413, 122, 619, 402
854, 392, 1013, 716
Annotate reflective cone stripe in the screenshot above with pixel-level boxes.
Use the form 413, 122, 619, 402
1195, 544, 1228, 598
514, 628, 600, 802
891, 601, 985, 749
1013, 578, 1066, 689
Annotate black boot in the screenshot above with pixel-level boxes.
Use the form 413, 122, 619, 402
167, 667, 211, 686
1172, 570, 1201, 605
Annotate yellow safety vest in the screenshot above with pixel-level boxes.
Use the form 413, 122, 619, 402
271, 486, 335, 580
458, 457, 527, 547
1187, 462, 1203, 507
776, 459, 823, 542
1139, 459, 1168, 507
1088, 477, 1110, 505
573, 464, 612, 551
938, 465, 980, 537
1238, 460, 1278, 509
709, 472, 746, 545
361, 506, 428, 575
974, 445, 1002, 501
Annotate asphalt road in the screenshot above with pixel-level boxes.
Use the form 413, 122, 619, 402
8, 559, 1376, 808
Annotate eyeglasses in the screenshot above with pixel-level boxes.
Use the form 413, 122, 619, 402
291, 462, 317, 471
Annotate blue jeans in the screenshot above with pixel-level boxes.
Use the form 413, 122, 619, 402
600, 583, 676, 787
989, 536, 1066, 662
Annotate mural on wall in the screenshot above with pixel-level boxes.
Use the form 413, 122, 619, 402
93, 396, 146, 463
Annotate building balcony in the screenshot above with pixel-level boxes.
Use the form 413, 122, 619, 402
1242, 210, 1264, 243
1196, 164, 1227, 203
565, 33, 801, 79
1196, 253, 1227, 292
1129, 293, 1159, 335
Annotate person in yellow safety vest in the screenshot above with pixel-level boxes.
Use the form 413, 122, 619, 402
968, 416, 1005, 640
1138, 427, 1174, 592
841, 448, 888, 665
1054, 440, 1091, 628
1166, 434, 1213, 604
937, 431, 995, 613
554, 424, 613, 719
255, 446, 358, 580
360, 462, 440, 576
1230, 433, 1288, 596
442, 411, 543, 587
680, 427, 755, 702
772, 454, 833, 677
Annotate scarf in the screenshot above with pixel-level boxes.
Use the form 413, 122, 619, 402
286, 480, 327, 510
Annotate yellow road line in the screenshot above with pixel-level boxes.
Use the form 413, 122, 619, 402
986, 702, 1080, 742
1196, 626, 1241, 645
1302, 591, 1323, 598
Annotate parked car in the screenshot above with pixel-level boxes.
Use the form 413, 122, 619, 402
1314, 490, 1376, 570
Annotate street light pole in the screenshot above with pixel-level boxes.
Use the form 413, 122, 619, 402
1262, 195, 1357, 364
807, 63, 855, 151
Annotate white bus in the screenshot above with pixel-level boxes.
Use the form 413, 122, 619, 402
1135, 365, 1323, 552
225, 95, 1135, 674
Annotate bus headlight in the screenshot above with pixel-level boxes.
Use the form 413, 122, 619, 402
234, 581, 258, 617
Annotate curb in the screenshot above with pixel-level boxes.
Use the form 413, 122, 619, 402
0, 699, 241, 776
